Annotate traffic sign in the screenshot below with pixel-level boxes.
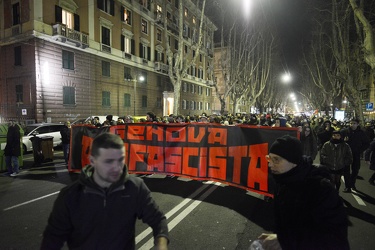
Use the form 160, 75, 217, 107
366, 102, 373, 111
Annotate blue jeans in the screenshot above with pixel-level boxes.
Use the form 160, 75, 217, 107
6, 156, 19, 174
62, 144, 70, 163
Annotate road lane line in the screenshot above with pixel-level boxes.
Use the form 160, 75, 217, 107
341, 176, 366, 206
135, 182, 213, 244
138, 183, 219, 249
351, 190, 367, 206
3, 191, 60, 211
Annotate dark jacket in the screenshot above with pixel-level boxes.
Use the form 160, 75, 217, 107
317, 122, 334, 148
4, 124, 21, 157
320, 140, 353, 171
272, 156, 349, 250
300, 128, 318, 160
342, 126, 370, 155
41, 166, 169, 250
60, 126, 71, 144
365, 139, 375, 171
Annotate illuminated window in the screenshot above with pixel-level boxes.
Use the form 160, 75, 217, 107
62, 9, 73, 29
122, 7, 132, 25
184, 7, 188, 17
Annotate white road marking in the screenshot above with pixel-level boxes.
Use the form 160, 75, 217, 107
341, 176, 366, 206
3, 191, 60, 211
137, 182, 219, 249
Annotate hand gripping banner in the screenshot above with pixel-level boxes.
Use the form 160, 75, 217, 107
69, 123, 299, 197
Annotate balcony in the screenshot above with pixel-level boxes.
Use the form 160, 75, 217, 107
52, 24, 89, 48
101, 44, 111, 53
124, 52, 132, 60
155, 62, 169, 74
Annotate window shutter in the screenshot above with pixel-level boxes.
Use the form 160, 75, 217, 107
97, 0, 103, 10
131, 39, 135, 54
147, 47, 151, 60
55, 5, 62, 23
110, 0, 115, 16
139, 43, 143, 57
121, 35, 125, 51
74, 14, 80, 31
121, 6, 124, 21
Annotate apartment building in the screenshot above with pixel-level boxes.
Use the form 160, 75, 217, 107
0, 0, 217, 123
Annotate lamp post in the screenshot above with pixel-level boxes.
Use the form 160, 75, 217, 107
131, 75, 144, 116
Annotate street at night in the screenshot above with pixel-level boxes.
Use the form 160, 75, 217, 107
1, 148, 375, 249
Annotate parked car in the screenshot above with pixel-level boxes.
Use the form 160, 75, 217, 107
22, 123, 65, 152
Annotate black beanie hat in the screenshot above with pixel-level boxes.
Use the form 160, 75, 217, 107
269, 135, 302, 164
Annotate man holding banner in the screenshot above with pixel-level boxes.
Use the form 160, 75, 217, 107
41, 133, 169, 250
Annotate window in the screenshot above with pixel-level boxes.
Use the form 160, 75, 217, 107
168, 35, 171, 46
140, 0, 149, 9
62, 50, 74, 70
122, 36, 132, 54
12, 2, 20, 25
102, 26, 111, 46
157, 29, 162, 42
182, 100, 187, 110
98, 0, 114, 15
206, 87, 211, 96
102, 61, 110, 77
206, 102, 211, 110
198, 102, 202, 110
16, 84, 23, 103
124, 93, 131, 107
198, 86, 202, 95
191, 84, 195, 93
200, 54, 202, 62
122, 7, 132, 25
174, 39, 178, 50
124, 67, 132, 79
141, 44, 148, 59
102, 91, 111, 107
141, 19, 148, 34
183, 82, 187, 92
62, 9, 74, 29
157, 97, 162, 108
184, 45, 188, 54
184, 7, 188, 17
198, 68, 203, 79
63, 86, 75, 105
191, 101, 195, 110
175, 0, 179, 9
14, 46, 21, 66
142, 95, 147, 108
192, 16, 196, 24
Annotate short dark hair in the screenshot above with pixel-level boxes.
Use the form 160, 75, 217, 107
91, 133, 124, 157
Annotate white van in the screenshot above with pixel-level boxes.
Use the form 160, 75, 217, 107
22, 123, 65, 152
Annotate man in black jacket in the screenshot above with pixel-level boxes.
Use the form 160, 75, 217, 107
258, 135, 349, 250
41, 133, 169, 250
4, 120, 21, 177
60, 121, 71, 164
342, 118, 370, 191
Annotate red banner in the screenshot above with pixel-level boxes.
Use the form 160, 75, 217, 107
70, 124, 299, 197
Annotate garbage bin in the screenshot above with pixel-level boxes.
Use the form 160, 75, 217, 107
30, 136, 54, 166
0, 123, 24, 172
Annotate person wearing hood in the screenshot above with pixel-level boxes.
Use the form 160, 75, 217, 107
320, 130, 353, 191
41, 133, 169, 250
257, 135, 349, 250
317, 120, 335, 150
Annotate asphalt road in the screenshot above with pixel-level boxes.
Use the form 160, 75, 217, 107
1, 149, 375, 249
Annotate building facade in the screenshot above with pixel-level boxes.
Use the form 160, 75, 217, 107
0, 0, 216, 124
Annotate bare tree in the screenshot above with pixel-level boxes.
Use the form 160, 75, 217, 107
164, 0, 207, 115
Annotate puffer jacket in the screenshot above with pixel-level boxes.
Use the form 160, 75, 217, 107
41, 165, 169, 250
320, 140, 353, 171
